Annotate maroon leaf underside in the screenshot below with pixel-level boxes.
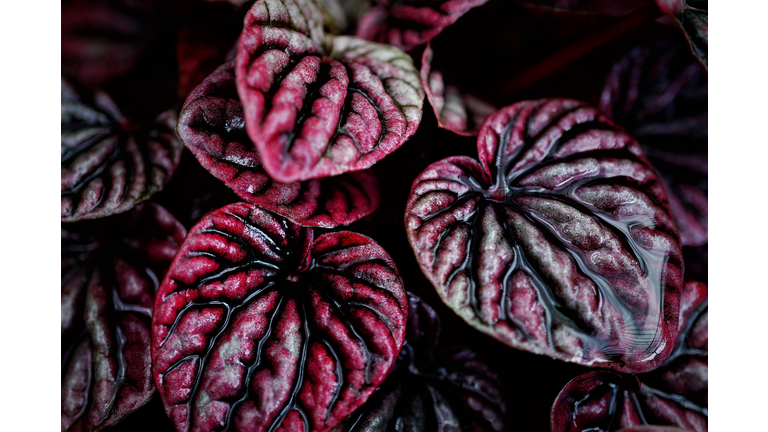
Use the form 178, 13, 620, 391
179, 61, 380, 228
550, 281, 707, 432
356, 0, 489, 52
600, 43, 707, 248
62, 204, 187, 432
334, 294, 507, 431
151, 203, 408, 432
61, 78, 184, 222
420, 44, 495, 137
235, 0, 424, 183
406, 99, 683, 373
62, 0, 155, 88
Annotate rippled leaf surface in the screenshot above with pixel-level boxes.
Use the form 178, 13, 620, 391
235, 0, 424, 183
421, 44, 495, 137
550, 281, 707, 432
62, 0, 155, 87
61, 78, 183, 222
62, 204, 187, 432
334, 294, 507, 431
406, 99, 683, 373
151, 203, 407, 432
600, 42, 707, 248
179, 61, 380, 228
356, 0, 489, 52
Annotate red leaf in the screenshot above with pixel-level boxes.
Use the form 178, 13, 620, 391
152, 203, 408, 432
179, 61, 380, 228
406, 99, 684, 373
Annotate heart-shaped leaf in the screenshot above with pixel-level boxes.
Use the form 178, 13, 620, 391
406, 99, 683, 373
62, 0, 155, 87
421, 44, 496, 137
334, 294, 507, 431
151, 203, 407, 432
61, 78, 184, 222
600, 42, 707, 247
550, 281, 707, 432
235, 0, 424, 183
62, 204, 187, 432
356, 0, 489, 52
179, 61, 380, 228
653, 0, 707, 71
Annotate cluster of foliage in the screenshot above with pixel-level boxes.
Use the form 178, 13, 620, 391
61, 0, 707, 430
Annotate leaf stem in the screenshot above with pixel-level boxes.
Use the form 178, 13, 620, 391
498, 5, 662, 99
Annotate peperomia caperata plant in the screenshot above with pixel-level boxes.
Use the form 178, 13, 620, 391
61, 0, 708, 430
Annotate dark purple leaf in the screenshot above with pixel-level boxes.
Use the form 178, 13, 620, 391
151, 203, 407, 432
356, 0, 489, 52
334, 294, 507, 431
653, 0, 707, 70
62, 204, 187, 432
235, 0, 424, 182
179, 61, 380, 228
405, 99, 683, 373
62, 0, 155, 88
61, 78, 184, 222
421, 43, 496, 137
600, 43, 707, 247
550, 281, 707, 432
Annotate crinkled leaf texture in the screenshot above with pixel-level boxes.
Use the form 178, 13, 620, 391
600, 42, 707, 248
405, 99, 684, 373
421, 44, 495, 137
550, 281, 707, 432
62, 204, 187, 432
236, 0, 424, 183
62, 0, 155, 87
179, 61, 380, 228
334, 294, 507, 431
654, 0, 707, 70
356, 0, 489, 52
151, 203, 408, 432
61, 78, 183, 222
